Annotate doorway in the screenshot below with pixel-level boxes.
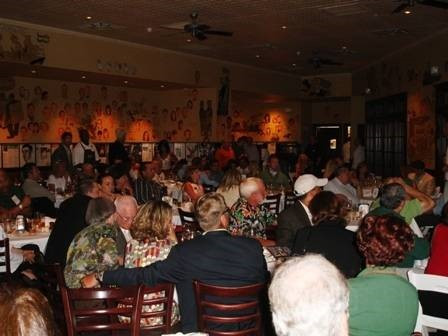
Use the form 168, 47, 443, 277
313, 124, 348, 167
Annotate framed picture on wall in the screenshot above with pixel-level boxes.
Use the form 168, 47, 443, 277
2, 145, 20, 168
141, 143, 154, 162
96, 143, 109, 164
36, 144, 52, 167
185, 143, 198, 162
130, 144, 142, 162
174, 143, 186, 160
19, 144, 36, 167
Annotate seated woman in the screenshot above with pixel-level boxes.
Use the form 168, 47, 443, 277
217, 168, 242, 208
349, 215, 418, 336
183, 167, 204, 203
0, 285, 59, 335
98, 174, 119, 201
351, 161, 375, 188
64, 198, 123, 288
291, 191, 364, 278
122, 200, 179, 326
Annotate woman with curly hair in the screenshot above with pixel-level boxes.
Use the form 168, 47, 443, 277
291, 191, 364, 278
122, 200, 179, 326
348, 215, 418, 336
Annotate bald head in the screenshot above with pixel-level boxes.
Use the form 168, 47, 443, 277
114, 196, 138, 230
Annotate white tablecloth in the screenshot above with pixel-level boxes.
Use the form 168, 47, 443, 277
6, 232, 51, 272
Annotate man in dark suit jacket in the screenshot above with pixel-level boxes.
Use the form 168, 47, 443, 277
82, 193, 269, 333
51, 131, 73, 171
44, 179, 100, 266
276, 174, 327, 249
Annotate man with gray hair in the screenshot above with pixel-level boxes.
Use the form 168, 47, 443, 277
81, 192, 268, 333
229, 177, 274, 238
269, 254, 349, 336
114, 195, 138, 256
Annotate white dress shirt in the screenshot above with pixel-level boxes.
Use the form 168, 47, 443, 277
324, 177, 360, 205
72, 142, 99, 166
120, 228, 133, 243
299, 200, 313, 225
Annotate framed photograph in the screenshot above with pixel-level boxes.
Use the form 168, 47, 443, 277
130, 144, 142, 162
185, 143, 198, 161
19, 144, 36, 167
173, 143, 186, 160
36, 144, 52, 167
2, 145, 20, 168
141, 143, 154, 162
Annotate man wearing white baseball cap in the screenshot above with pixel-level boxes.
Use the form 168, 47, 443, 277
276, 174, 328, 248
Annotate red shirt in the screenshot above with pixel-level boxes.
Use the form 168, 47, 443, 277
425, 223, 448, 277
215, 147, 235, 169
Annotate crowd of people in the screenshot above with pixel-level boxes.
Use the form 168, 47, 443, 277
1, 128, 447, 336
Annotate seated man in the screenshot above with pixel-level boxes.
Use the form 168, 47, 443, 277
151, 159, 165, 184
269, 255, 349, 336
45, 178, 100, 266
22, 163, 58, 217
114, 195, 138, 256
229, 177, 274, 238
324, 165, 359, 205
260, 154, 290, 189
276, 174, 327, 249
82, 192, 268, 333
0, 169, 31, 218
133, 162, 166, 205
368, 182, 434, 267
64, 198, 123, 288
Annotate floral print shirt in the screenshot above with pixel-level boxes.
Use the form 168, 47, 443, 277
229, 197, 275, 239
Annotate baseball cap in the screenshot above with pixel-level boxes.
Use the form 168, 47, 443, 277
294, 174, 328, 196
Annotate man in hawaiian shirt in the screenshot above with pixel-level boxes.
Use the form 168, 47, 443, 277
64, 198, 123, 288
229, 177, 274, 238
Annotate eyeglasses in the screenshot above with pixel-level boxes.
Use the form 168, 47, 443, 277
116, 212, 133, 222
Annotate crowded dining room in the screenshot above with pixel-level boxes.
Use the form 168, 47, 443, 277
1, 0, 448, 335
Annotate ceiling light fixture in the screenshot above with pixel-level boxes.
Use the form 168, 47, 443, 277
31, 69, 37, 74
404, 10, 411, 14
186, 39, 192, 42
146, 27, 153, 33
81, 75, 86, 79
124, 80, 128, 84
160, 84, 165, 88
86, 16, 92, 20
296, 51, 301, 56
292, 63, 297, 67
281, 25, 287, 30
255, 54, 261, 59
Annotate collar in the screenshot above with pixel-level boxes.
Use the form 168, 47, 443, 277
358, 266, 397, 277
202, 229, 229, 236
299, 200, 313, 223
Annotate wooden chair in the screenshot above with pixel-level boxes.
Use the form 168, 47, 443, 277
0, 238, 11, 281
194, 281, 265, 336
264, 193, 281, 215
40, 264, 66, 332
284, 191, 298, 208
61, 285, 143, 336
139, 284, 175, 334
178, 208, 200, 231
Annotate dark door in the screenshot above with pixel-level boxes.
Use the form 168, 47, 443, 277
314, 125, 342, 165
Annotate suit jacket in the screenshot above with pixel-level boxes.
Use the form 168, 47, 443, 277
276, 202, 312, 249
103, 231, 269, 333
292, 218, 364, 278
44, 193, 91, 266
51, 144, 72, 170
115, 228, 127, 259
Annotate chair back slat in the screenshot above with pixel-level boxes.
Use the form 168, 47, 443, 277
178, 208, 201, 231
0, 238, 11, 277
61, 285, 143, 336
139, 283, 174, 332
264, 194, 281, 214
194, 281, 265, 336
285, 191, 298, 208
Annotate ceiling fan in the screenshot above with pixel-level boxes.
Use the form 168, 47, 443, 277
160, 12, 233, 40
392, 0, 448, 14
308, 53, 344, 69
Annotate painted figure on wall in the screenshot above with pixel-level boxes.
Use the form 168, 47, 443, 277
217, 67, 230, 116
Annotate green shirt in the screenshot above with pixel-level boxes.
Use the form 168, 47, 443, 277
349, 267, 418, 336
260, 169, 290, 189
369, 198, 422, 225
0, 186, 25, 209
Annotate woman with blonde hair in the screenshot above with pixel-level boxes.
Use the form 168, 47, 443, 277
217, 168, 242, 208
122, 200, 179, 326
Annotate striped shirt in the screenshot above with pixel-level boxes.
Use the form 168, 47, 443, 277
133, 178, 166, 205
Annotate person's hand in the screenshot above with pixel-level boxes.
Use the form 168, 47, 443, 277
81, 274, 99, 288
22, 250, 35, 263
21, 196, 31, 209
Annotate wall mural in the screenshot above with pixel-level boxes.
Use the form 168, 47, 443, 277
0, 76, 216, 143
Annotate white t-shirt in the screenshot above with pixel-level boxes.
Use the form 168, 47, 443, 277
47, 175, 71, 192
72, 142, 99, 166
